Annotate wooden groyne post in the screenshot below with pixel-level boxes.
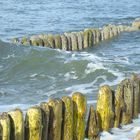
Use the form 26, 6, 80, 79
12, 18, 140, 51
0, 74, 140, 140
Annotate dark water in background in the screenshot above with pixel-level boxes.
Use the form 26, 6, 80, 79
0, 0, 140, 118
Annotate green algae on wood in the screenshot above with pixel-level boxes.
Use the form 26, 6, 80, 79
84, 29, 93, 48
135, 130, 140, 140
47, 34, 55, 48
8, 109, 24, 140
25, 106, 42, 140
0, 113, 10, 140
85, 106, 99, 139
62, 96, 73, 140
54, 34, 62, 49
30, 36, 44, 46
40, 102, 50, 140
121, 79, 133, 125
39, 35, 50, 47
101, 25, 111, 40
132, 18, 140, 30
114, 84, 125, 128
96, 85, 114, 131
72, 92, 87, 140
11, 38, 19, 44
76, 32, 84, 50
70, 32, 79, 51
131, 74, 140, 119
21, 36, 30, 46
61, 35, 68, 50
64, 33, 72, 51
48, 98, 62, 140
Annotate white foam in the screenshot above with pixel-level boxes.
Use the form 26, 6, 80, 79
64, 71, 78, 81
2, 54, 15, 60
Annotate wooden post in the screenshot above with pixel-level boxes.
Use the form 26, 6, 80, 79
48, 98, 62, 140
131, 74, 140, 118
61, 35, 68, 50
30, 36, 44, 46
101, 25, 110, 40
64, 33, 72, 51
72, 92, 87, 140
54, 35, 62, 49
114, 84, 125, 128
0, 113, 10, 140
76, 32, 84, 50
8, 109, 24, 140
62, 96, 73, 140
96, 85, 114, 131
47, 34, 55, 48
25, 106, 42, 140
70, 33, 78, 51
40, 102, 50, 140
85, 105, 99, 139
121, 79, 133, 125
39, 35, 50, 47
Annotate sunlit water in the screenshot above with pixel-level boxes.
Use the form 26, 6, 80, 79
0, 0, 140, 139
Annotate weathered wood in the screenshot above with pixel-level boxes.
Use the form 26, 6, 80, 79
8, 109, 24, 140
64, 33, 72, 51
85, 106, 99, 139
131, 74, 140, 118
30, 36, 44, 46
76, 32, 84, 50
62, 96, 73, 140
47, 34, 55, 48
72, 92, 87, 140
135, 130, 140, 140
114, 84, 125, 128
54, 34, 62, 49
0, 113, 10, 140
48, 98, 62, 140
96, 85, 114, 131
25, 106, 42, 140
70, 32, 79, 51
61, 35, 68, 50
40, 102, 50, 140
121, 79, 133, 125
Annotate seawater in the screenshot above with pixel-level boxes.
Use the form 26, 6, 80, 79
0, 0, 140, 139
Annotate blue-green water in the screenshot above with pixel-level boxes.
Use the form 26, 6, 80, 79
0, 0, 140, 139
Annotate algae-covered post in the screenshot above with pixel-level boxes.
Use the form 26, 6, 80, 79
121, 79, 133, 125
72, 92, 87, 140
131, 74, 140, 118
40, 102, 50, 140
114, 84, 125, 128
62, 96, 73, 140
8, 109, 24, 140
0, 113, 10, 140
25, 106, 42, 140
96, 85, 114, 131
48, 98, 62, 140
85, 105, 100, 140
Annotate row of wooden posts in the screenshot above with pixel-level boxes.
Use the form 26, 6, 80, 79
12, 18, 140, 51
0, 74, 140, 140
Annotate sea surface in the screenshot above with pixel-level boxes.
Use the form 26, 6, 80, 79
0, 0, 140, 139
